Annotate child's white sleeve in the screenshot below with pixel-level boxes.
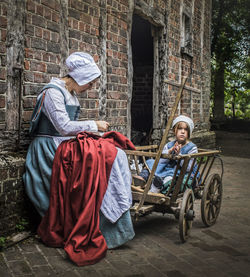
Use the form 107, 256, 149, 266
160, 142, 171, 163
162, 142, 171, 154
188, 145, 198, 154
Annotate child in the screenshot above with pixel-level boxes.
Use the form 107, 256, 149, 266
133, 115, 198, 193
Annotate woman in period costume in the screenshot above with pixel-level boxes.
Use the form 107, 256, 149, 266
23, 52, 135, 266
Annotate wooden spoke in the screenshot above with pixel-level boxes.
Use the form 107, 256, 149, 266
179, 189, 195, 242
201, 174, 223, 227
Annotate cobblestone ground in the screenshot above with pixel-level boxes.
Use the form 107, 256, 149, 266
1, 131, 250, 277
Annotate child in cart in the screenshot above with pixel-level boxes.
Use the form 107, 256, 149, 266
133, 115, 199, 194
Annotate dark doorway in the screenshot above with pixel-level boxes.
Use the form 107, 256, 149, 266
131, 14, 154, 145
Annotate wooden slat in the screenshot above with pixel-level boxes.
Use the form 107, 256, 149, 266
125, 149, 221, 160
132, 191, 170, 205
130, 203, 155, 214
124, 150, 158, 157
135, 145, 158, 150
170, 157, 189, 203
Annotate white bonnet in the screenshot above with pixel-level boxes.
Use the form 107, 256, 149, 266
172, 115, 194, 135
66, 52, 101, 86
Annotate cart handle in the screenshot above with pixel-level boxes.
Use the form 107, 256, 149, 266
135, 76, 188, 214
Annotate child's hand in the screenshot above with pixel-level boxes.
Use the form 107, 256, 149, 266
169, 142, 182, 155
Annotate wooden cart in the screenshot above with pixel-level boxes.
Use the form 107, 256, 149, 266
125, 146, 223, 242
125, 77, 224, 242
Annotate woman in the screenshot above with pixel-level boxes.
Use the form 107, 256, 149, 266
23, 52, 135, 265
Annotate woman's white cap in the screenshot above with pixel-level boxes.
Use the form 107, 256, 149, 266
66, 52, 101, 86
172, 115, 194, 135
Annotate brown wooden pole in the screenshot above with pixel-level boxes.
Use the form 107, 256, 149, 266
135, 76, 188, 214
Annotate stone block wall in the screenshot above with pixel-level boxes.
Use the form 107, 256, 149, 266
0, 154, 27, 236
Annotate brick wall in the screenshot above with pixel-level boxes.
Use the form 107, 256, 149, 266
0, 0, 214, 236
0, 0, 214, 149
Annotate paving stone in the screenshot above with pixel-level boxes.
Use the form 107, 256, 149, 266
37, 244, 62, 257
8, 260, 33, 275
177, 253, 206, 267
96, 267, 120, 277
108, 259, 140, 276
120, 252, 148, 265
145, 256, 175, 272
58, 270, 80, 277
230, 260, 250, 274
18, 242, 39, 253
196, 266, 230, 277
32, 265, 56, 276
3, 246, 23, 261
0, 256, 12, 277
130, 264, 166, 277
46, 255, 76, 273
228, 271, 248, 277
24, 252, 48, 266
164, 270, 187, 277
75, 266, 102, 276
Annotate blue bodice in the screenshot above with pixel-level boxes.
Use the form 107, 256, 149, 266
29, 84, 80, 136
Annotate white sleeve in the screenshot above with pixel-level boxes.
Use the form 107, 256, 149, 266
162, 142, 171, 154
159, 142, 171, 163
42, 88, 98, 136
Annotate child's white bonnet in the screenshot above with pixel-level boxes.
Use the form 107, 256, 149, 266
172, 115, 194, 135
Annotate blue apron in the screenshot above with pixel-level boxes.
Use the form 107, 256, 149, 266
24, 84, 80, 216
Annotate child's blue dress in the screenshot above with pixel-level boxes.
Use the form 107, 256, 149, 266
143, 140, 199, 193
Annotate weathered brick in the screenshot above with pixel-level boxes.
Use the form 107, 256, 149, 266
31, 37, 46, 50
68, 8, 81, 20
30, 61, 46, 72
0, 16, 7, 28
1, 29, 6, 41
26, 0, 36, 12
69, 29, 81, 40
23, 97, 36, 109
32, 14, 46, 28
0, 110, 5, 121
41, 0, 56, 10
47, 41, 60, 53
47, 63, 60, 74
51, 11, 60, 23
36, 5, 44, 16
0, 95, 5, 108
47, 21, 60, 33
25, 24, 34, 36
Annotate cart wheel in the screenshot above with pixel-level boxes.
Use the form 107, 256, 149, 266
179, 189, 195, 243
201, 173, 222, 227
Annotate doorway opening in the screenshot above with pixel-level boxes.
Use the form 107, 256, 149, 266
131, 14, 154, 145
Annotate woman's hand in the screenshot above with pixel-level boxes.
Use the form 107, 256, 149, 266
95, 121, 110, 132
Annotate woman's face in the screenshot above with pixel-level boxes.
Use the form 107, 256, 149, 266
175, 122, 189, 144
75, 79, 98, 93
